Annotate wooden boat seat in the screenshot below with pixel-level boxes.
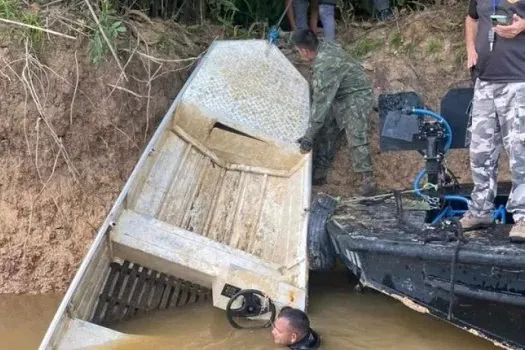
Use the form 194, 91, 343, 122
110, 209, 306, 310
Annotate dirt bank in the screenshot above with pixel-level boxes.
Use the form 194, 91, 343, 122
0, 15, 217, 293
0, 4, 512, 294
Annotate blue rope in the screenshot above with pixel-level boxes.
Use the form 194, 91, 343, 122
267, 1, 293, 46
268, 26, 280, 45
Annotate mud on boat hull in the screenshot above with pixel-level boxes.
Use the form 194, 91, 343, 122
326, 192, 525, 350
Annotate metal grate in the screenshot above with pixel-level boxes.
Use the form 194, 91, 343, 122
91, 260, 211, 326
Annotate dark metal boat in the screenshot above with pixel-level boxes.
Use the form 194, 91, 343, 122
323, 88, 525, 350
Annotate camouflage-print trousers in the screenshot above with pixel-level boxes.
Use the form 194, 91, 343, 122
312, 98, 373, 178
468, 79, 525, 221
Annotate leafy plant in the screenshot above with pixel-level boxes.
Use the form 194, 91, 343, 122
89, 0, 126, 65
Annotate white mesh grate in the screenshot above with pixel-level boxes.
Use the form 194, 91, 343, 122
180, 40, 310, 149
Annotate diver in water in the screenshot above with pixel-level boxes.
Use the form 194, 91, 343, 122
271, 307, 321, 349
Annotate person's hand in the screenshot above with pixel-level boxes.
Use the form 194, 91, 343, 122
466, 47, 478, 69
297, 136, 313, 154
495, 14, 525, 39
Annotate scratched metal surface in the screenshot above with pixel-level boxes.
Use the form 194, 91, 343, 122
180, 40, 310, 150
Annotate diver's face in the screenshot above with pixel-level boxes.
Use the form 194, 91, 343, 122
271, 317, 299, 346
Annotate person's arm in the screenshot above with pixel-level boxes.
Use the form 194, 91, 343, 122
286, 0, 297, 31
465, 0, 478, 68
494, 14, 525, 38
305, 65, 340, 141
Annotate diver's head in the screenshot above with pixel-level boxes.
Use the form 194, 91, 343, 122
271, 307, 310, 346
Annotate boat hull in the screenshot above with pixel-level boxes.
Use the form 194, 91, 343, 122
40, 39, 312, 349
326, 189, 525, 350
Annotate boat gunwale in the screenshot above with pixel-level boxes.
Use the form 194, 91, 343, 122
327, 220, 525, 269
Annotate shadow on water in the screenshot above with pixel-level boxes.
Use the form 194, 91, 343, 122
0, 269, 498, 349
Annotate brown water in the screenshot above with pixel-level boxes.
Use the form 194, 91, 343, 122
97, 271, 497, 350
0, 294, 62, 350
0, 271, 498, 350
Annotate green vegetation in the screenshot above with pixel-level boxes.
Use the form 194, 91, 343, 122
88, 0, 126, 65
0, 0, 44, 53
350, 37, 383, 58
425, 38, 443, 54
388, 31, 404, 50
0, 0, 19, 19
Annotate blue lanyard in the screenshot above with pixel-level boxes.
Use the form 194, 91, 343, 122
493, 0, 500, 14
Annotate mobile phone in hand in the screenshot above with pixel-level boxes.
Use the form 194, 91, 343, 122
490, 14, 511, 25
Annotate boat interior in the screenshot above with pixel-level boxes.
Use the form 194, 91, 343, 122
43, 102, 311, 350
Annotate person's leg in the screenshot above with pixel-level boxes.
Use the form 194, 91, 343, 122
312, 113, 341, 185
495, 82, 525, 241
293, 0, 309, 30
309, 0, 319, 33
285, 0, 297, 31
460, 80, 500, 229
319, 4, 336, 40
335, 94, 375, 195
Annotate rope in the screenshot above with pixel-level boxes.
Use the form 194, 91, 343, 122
423, 218, 466, 321
268, 0, 293, 45
393, 190, 405, 223
340, 182, 440, 207
447, 222, 465, 321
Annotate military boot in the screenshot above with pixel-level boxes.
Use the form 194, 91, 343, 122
361, 171, 377, 197
509, 221, 525, 243
458, 213, 492, 230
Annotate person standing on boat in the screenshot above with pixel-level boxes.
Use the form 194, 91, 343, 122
293, 29, 376, 196
285, 0, 336, 41
271, 307, 321, 349
462, 0, 525, 242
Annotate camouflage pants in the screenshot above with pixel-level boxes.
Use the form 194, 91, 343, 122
468, 79, 525, 221
312, 97, 373, 179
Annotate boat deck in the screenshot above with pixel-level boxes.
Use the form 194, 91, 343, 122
328, 194, 525, 263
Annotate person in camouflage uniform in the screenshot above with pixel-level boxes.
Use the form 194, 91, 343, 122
462, 0, 525, 242
292, 29, 376, 196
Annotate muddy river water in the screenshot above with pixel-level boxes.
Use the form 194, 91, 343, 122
1, 271, 497, 350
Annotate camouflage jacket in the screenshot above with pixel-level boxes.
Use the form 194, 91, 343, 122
305, 40, 373, 140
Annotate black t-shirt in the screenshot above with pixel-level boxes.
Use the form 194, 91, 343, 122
468, 0, 525, 82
